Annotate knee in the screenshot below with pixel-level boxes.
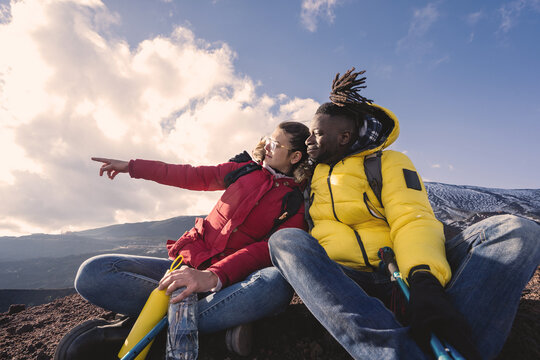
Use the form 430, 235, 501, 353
269, 227, 302, 247
259, 267, 291, 291
484, 215, 540, 260
268, 227, 311, 255
74, 254, 114, 297
504, 215, 540, 258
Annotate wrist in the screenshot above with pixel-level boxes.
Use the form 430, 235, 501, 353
204, 270, 218, 288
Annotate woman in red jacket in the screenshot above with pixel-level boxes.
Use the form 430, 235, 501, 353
66, 122, 311, 358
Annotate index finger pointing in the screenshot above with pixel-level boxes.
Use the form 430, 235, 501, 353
91, 157, 110, 163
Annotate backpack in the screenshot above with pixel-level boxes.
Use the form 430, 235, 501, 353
224, 151, 304, 236
363, 150, 387, 222
364, 150, 383, 207
364, 149, 422, 220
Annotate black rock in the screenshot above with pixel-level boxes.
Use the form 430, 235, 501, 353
7, 304, 26, 315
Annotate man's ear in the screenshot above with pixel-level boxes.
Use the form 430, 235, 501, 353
338, 131, 352, 146
289, 150, 303, 165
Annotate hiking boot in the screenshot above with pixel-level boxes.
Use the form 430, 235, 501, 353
225, 322, 253, 356
54, 316, 135, 360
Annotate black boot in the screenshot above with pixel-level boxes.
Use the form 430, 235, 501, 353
54, 317, 135, 360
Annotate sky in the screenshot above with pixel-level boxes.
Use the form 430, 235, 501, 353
0, 0, 539, 236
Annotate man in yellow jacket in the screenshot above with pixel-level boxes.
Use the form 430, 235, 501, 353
268, 68, 540, 360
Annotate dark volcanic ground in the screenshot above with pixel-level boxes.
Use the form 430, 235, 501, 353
0, 269, 538, 360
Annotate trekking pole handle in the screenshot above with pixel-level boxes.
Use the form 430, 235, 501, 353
378, 247, 399, 275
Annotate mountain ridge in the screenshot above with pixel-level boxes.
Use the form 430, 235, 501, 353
0, 182, 538, 290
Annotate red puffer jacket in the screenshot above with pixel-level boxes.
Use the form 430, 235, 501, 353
128, 159, 307, 287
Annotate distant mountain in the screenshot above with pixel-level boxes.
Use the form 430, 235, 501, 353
0, 183, 538, 291
425, 183, 540, 238
0, 215, 200, 261
426, 182, 540, 223
0, 216, 199, 289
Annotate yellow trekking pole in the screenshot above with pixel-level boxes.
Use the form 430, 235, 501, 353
117, 255, 184, 360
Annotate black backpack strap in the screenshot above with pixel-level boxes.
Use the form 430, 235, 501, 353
223, 162, 261, 188
228, 150, 252, 163
267, 187, 304, 236
364, 150, 383, 207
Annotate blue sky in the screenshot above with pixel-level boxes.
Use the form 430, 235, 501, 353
0, 0, 539, 235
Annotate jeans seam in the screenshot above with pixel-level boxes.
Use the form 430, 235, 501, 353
199, 273, 261, 317
446, 228, 482, 252
111, 260, 160, 286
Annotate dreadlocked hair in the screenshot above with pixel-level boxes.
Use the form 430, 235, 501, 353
329, 67, 373, 107
316, 67, 375, 131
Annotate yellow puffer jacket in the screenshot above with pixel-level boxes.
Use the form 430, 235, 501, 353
309, 104, 452, 286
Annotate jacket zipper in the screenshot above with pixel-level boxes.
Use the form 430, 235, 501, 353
363, 192, 388, 223
327, 164, 376, 270
327, 164, 341, 222
353, 230, 377, 270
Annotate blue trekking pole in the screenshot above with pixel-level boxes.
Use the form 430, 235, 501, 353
378, 247, 465, 360
120, 316, 168, 360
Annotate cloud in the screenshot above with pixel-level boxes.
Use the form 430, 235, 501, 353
373, 64, 394, 79
0, 0, 318, 236
396, 3, 440, 58
466, 11, 484, 26
498, 0, 540, 33
499, 0, 527, 33
430, 163, 454, 171
300, 0, 339, 32
431, 55, 450, 68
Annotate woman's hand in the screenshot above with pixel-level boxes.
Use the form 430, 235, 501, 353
159, 266, 219, 303
91, 157, 129, 180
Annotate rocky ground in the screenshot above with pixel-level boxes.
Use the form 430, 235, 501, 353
0, 268, 538, 360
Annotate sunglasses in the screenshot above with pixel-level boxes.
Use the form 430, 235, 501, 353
264, 137, 291, 152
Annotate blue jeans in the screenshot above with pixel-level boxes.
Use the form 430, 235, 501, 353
74, 256, 293, 333
268, 215, 540, 360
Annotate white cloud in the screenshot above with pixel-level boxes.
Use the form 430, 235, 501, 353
498, 0, 540, 33
431, 164, 441, 168
431, 55, 450, 68
373, 64, 394, 79
409, 3, 439, 36
466, 11, 484, 26
0, 0, 318, 236
397, 3, 440, 57
300, 0, 339, 32
499, 0, 527, 33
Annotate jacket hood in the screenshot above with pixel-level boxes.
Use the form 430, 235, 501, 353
350, 103, 400, 157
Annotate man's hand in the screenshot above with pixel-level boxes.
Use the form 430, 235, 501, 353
158, 266, 219, 303
91, 157, 129, 179
408, 271, 481, 360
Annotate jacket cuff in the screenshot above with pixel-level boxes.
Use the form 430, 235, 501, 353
408, 264, 431, 279
207, 266, 229, 288
209, 275, 222, 292
128, 159, 136, 178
